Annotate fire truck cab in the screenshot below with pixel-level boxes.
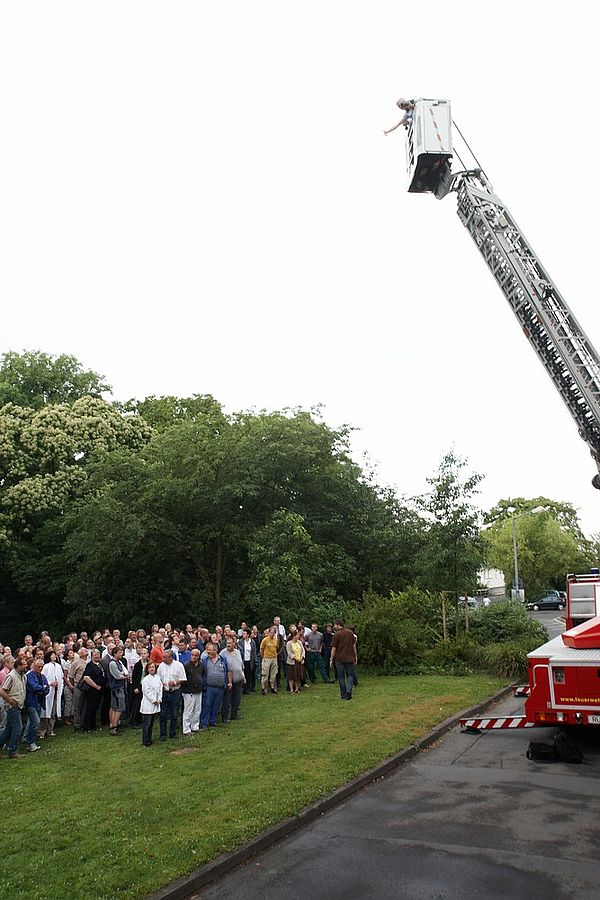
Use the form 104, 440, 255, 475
564, 572, 600, 631
462, 572, 600, 732
524, 571, 600, 727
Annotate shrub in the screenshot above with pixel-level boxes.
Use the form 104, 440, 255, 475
352, 591, 546, 679
353, 590, 437, 673
422, 638, 483, 675
481, 642, 529, 680
389, 586, 449, 637
469, 600, 547, 648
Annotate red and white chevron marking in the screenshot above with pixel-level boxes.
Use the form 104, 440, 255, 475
460, 715, 535, 730
428, 106, 444, 149
513, 685, 530, 697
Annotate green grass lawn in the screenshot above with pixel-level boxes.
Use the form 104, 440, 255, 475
1, 674, 503, 899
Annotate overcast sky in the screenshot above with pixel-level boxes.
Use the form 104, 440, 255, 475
2, 2, 599, 536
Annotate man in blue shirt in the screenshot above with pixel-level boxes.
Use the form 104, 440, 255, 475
199, 642, 231, 729
24, 658, 49, 752
173, 639, 191, 666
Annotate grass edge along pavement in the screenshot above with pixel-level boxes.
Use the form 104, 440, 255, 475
149, 681, 513, 900
0, 674, 505, 900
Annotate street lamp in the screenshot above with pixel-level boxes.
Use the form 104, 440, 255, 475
507, 505, 545, 602
511, 512, 524, 602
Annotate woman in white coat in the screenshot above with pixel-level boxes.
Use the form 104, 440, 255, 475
140, 660, 163, 747
40, 650, 64, 737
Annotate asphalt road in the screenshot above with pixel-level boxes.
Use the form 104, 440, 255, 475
528, 608, 565, 641
194, 690, 600, 900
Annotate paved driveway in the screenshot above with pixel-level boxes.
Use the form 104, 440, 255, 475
529, 609, 565, 641
195, 692, 600, 900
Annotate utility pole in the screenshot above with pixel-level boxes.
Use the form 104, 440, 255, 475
512, 512, 520, 602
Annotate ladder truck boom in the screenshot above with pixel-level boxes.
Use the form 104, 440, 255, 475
404, 98, 600, 489
398, 99, 600, 732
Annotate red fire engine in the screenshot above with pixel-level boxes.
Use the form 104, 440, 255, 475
395, 100, 600, 729
462, 572, 600, 730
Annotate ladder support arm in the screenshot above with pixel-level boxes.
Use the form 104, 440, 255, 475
454, 172, 600, 486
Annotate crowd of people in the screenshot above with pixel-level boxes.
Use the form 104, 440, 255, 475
0, 617, 359, 758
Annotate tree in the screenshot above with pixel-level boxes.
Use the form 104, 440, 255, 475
416, 451, 486, 627
123, 394, 226, 430
484, 498, 596, 599
0, 398, 152, 640
0, 351, 110, 409
485, 496, 586, 536
247, 510, 317, 622
246, 509, 356, 624
55, 410, 354, 626
49, 406, 427, 631
0, 397, 151, 546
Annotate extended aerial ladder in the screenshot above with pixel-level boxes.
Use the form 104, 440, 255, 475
402, 99, 600, 489
397, 99, 600, 730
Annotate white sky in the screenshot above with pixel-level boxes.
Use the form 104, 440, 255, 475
2, 2, 599, 536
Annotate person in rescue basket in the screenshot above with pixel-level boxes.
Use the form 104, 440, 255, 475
384, 98, 415, 135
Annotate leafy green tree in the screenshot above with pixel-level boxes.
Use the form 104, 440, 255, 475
57, 417, 252, 627
416, 451, 485, 629
0, 398, 152, 639
0, 351, 110, 409
55, 411, 354, 626
247, 510, 317, 622
336, 479, 427, 597
123, 394, 226, 431
586, 532, 600, 565
247, 509, 354, 625
0, 397, 151, 548
484, 499, 595, 599
49, 407, 426, 630
485, 496, 586, 536
0, 353, 441, 641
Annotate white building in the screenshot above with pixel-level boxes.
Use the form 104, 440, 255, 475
477, 568, 506, 600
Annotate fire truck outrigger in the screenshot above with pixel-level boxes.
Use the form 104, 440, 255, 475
397, 98, 600, 730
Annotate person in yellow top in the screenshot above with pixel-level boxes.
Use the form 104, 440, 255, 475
286, 631, 305, 694
260, 626, 279, 695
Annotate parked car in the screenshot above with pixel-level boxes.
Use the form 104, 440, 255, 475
458, 597, 480, 610
526, 590, 565, 612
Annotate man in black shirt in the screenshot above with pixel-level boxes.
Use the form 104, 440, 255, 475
181, 650, 203, 734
